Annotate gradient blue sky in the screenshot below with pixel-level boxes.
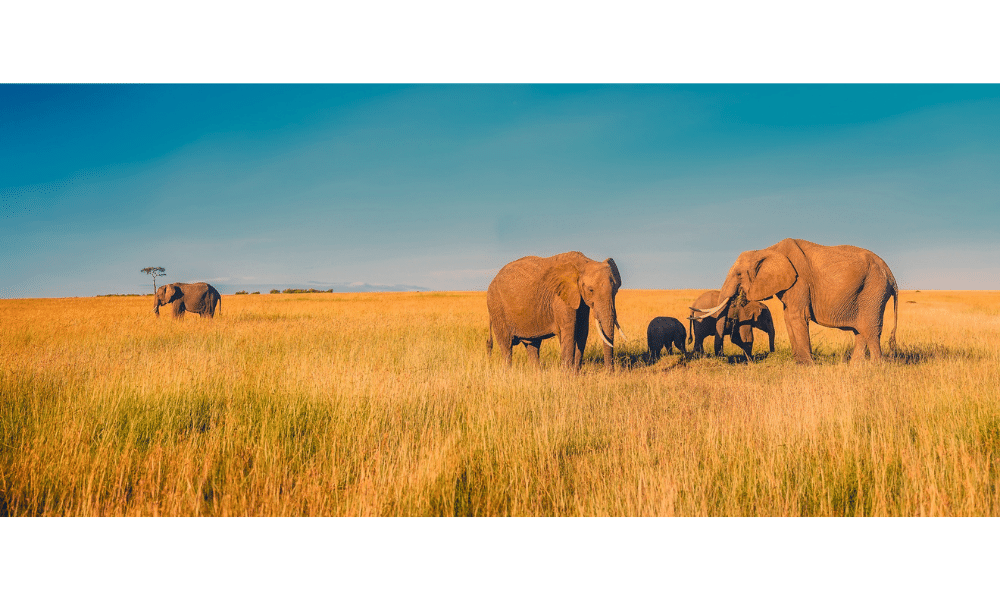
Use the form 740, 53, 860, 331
2, 84, 999, 298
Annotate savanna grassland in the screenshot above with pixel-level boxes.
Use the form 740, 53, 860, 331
2, 289, 999, 516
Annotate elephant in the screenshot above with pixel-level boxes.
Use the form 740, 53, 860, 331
690, 239, 897, 364
687, 290, 775, 360
646, 316, 687, 360
486, 251, 625, 371
153, 282, 222, 318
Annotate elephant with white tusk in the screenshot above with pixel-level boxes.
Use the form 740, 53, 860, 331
153, 282, 222, 319
690, 239, 897, 364
486, 251, 625, 371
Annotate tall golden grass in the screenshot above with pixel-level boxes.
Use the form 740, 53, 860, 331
2, 289, 998, 516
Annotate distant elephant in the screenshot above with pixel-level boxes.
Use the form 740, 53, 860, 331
153, 282, 222, 318
687, 290, 775, 360
646, 316, 686, 360
487, 251, 625, 371
691, 239, 897, 364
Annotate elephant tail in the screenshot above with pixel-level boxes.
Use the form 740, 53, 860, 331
888, 286, 898, 354
486, 324, 494, 356
687, 312, 693, 344
217, 294, 222, 317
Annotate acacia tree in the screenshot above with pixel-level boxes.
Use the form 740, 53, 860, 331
141, 267, 167, 294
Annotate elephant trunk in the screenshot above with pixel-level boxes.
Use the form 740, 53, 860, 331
595, 303, 616, 371
594, 302, 617, 349
597, 323, 613, 347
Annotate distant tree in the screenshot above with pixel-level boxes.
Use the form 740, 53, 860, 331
141, 267, 167, 293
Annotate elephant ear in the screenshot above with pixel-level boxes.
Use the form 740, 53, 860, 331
604, 258, 622, 291
748, 252, 796, 301
742, 302, 763, 322
166, 284, 181, 302
549, 263, 582, 309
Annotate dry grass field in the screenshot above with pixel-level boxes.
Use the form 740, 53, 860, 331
2, 289, 999, 516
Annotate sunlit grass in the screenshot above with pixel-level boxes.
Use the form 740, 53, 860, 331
2, 290, 998, 515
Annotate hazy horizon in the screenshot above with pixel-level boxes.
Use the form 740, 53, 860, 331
4, 84, 1000, 299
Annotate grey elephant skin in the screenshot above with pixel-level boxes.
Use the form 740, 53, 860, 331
688, 290, 775, 360
487, 251, 623, 371
646, 316, 687, 360
153, 282, 222, 318
692, 238, 897, 364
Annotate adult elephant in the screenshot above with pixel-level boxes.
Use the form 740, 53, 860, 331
153, 282, 222, 318
691, 239, 897, 364
487, 252, 625, 371
687, 290, 775, 361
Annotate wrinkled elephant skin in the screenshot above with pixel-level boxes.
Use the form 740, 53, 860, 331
691, 239, 897, 364
154, 282, 222, 319
487, 252, 623, 371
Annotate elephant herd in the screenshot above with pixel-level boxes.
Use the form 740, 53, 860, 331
151, 238, 899, 370
486, 238, 899, 369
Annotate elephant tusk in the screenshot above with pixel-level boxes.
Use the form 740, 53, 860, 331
615, 322, 628, 343
598, 324, 614, 348
690, 297, 731, 321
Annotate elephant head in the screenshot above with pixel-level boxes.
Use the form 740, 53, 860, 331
693, 249, 797, 322
153, 283, 182, 316
552, 257, 625, 348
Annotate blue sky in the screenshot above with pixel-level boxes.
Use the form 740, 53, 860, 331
2, 84, 999, 297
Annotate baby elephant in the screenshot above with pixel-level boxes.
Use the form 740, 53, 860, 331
647, 316, 687, 360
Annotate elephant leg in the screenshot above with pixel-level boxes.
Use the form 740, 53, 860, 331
713, 318, 726, 357
647, 332, 660, 360
172, 302, 184, 319
784, 312, 813, 364
525, 340, 542, 368
853, 325, 885, 363
850, 331, 869, 363
495, 326, 514, 366
572, 310, 590, 371
867, 335, 885, 362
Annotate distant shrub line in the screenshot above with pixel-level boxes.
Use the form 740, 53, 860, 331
234, 289, 337, 294
99, 289, 341, 297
